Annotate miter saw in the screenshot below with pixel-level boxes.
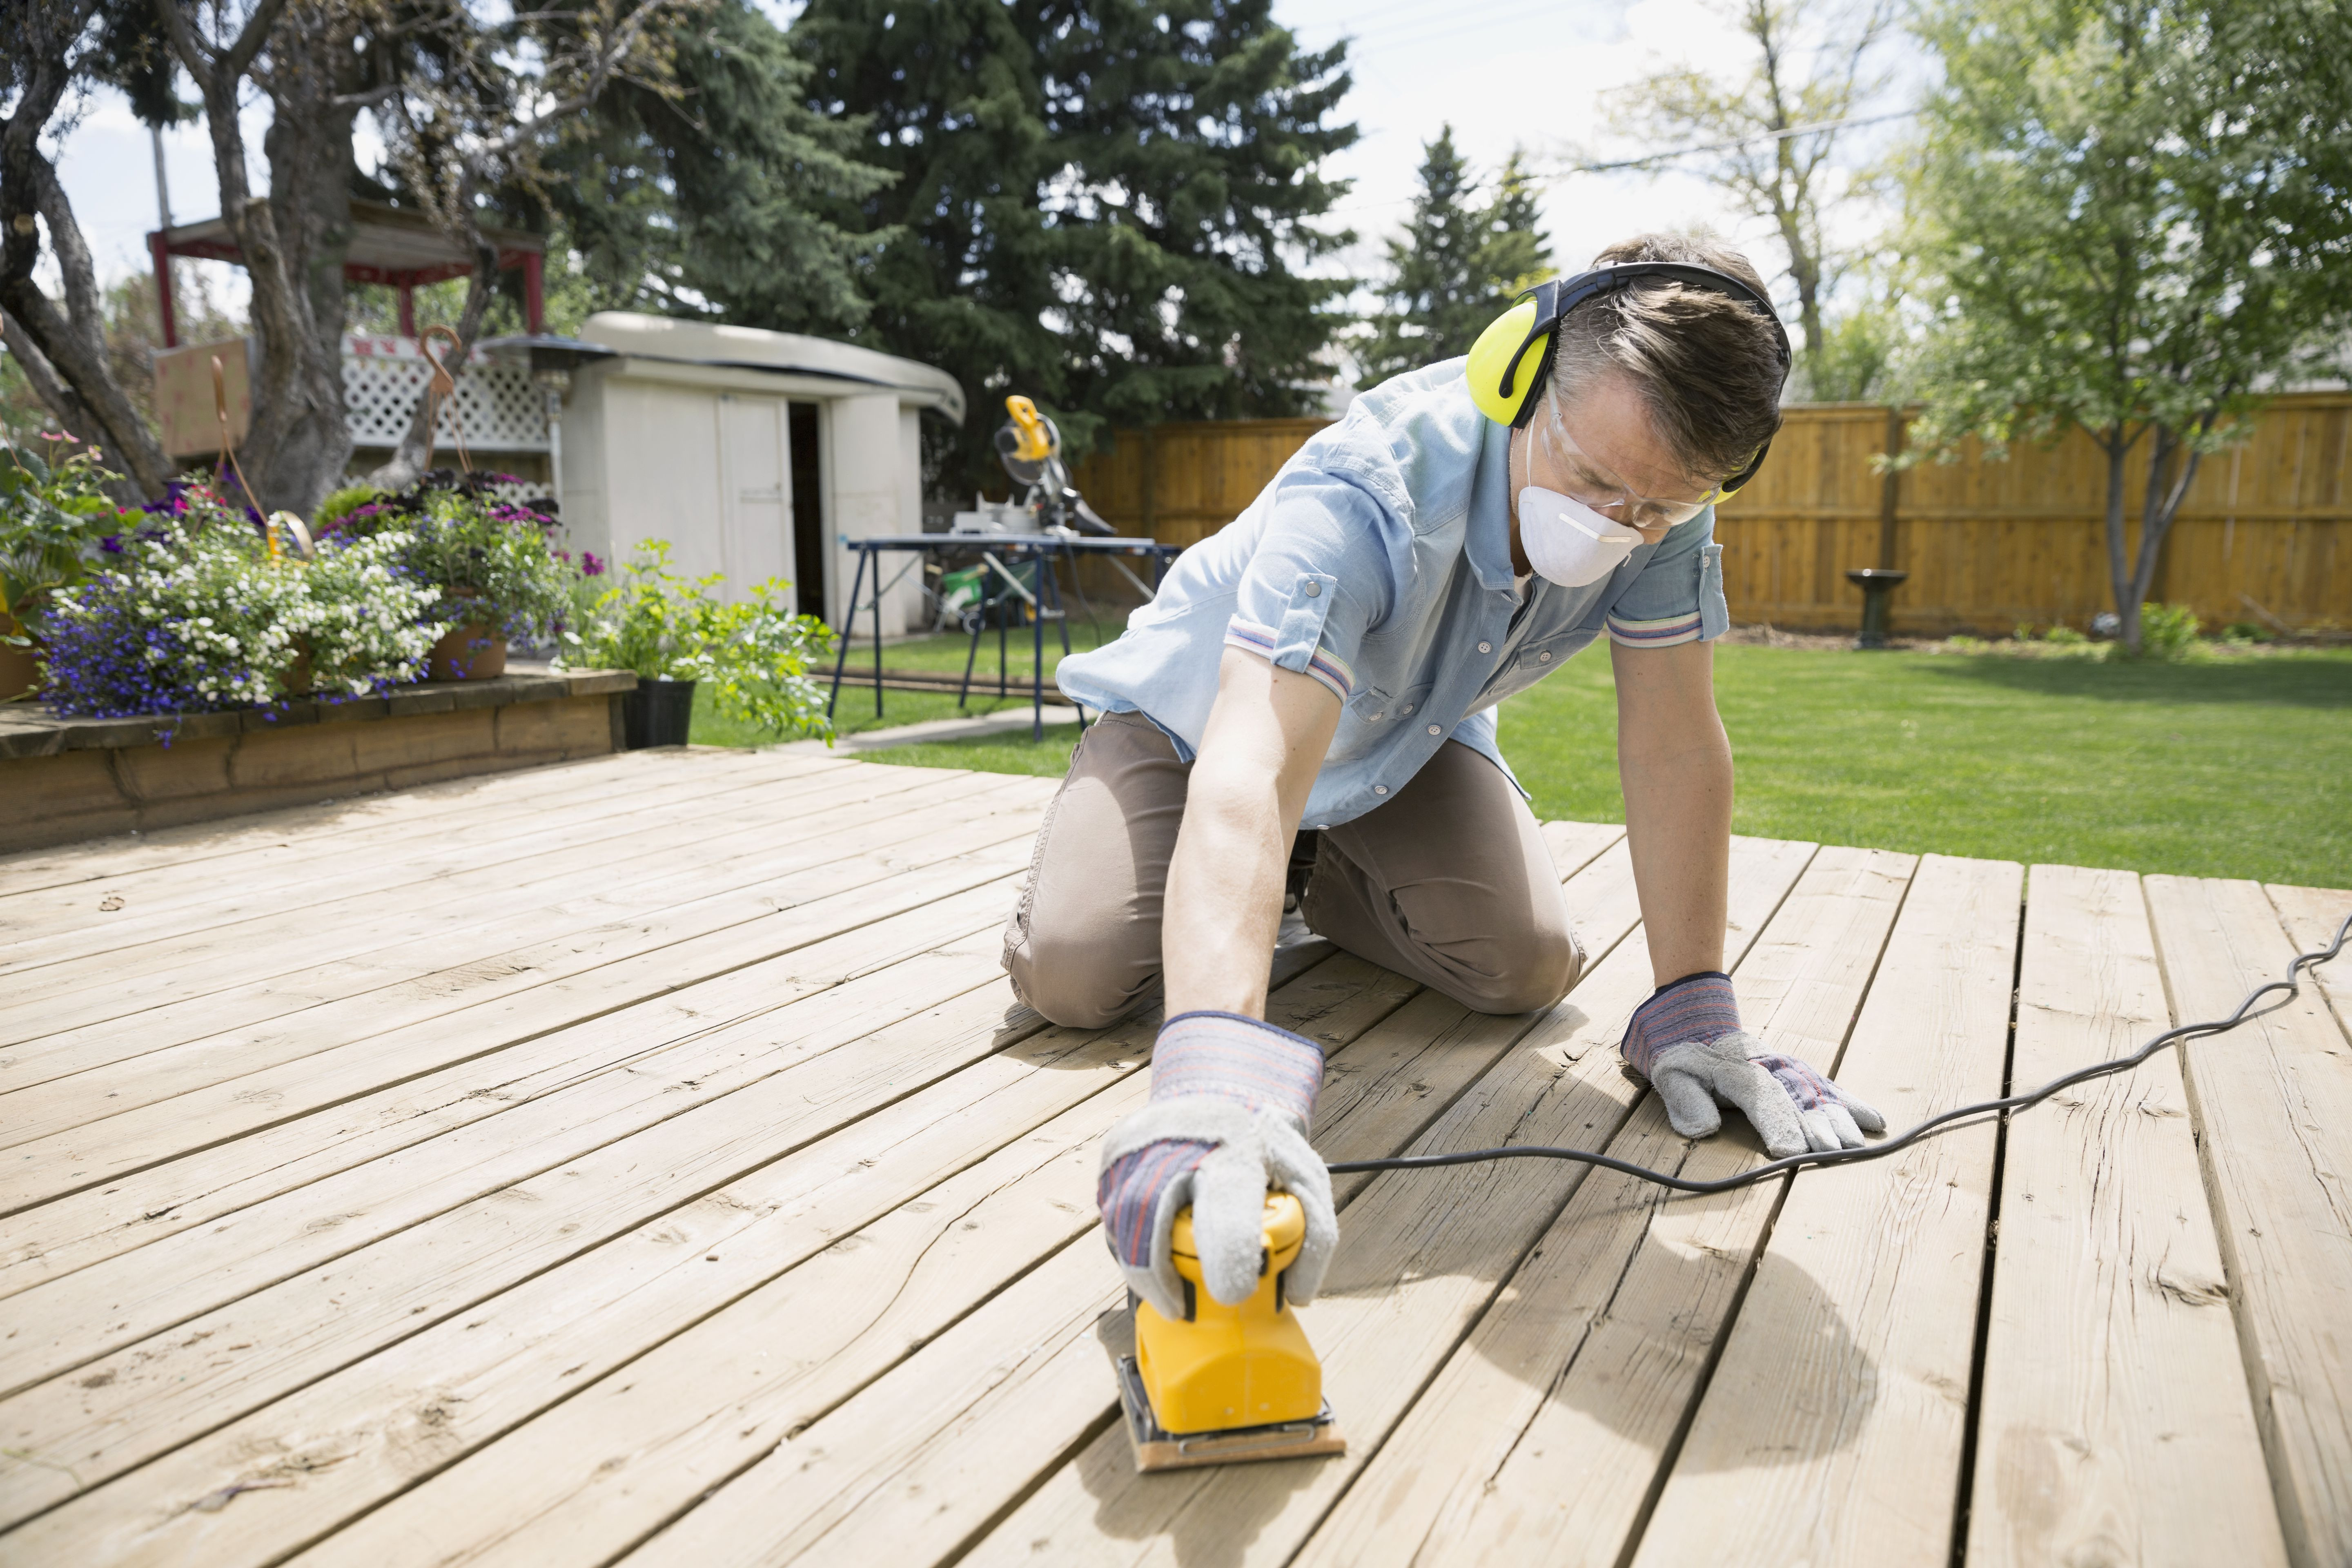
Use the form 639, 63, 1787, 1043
951, 395, 1116, 537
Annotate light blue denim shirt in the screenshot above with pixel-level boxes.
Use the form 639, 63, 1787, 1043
1054, 358, 1730, 829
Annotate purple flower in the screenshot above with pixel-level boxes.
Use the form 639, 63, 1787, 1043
100, 535, 123, 554
581, 551, 606, 577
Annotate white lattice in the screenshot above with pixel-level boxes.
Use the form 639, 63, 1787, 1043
342, 337, 550, 452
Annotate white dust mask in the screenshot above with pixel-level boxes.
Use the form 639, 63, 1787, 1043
1517, 486, 1644, 588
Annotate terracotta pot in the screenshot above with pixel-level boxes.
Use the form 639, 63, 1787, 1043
0, 633, 38, 702
428, 624, 509, 682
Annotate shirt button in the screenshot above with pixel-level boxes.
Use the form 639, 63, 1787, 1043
1478, 641, 1492, 654
1426, 723, 1441, 735
1303, 581, 1321, 597
1399, 704, 1414, 715
1538, 650, 1553, 663
1373, 784, 1388, 796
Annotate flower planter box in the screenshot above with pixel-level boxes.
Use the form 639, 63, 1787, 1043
0, 664, 637, 853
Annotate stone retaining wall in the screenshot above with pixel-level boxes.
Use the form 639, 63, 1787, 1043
0, 666, 637, 853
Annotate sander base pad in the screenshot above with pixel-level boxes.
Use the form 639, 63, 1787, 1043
1115, 1355, 1345, 1473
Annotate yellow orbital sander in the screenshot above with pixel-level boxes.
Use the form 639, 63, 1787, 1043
1116, 1192, 1345, 1472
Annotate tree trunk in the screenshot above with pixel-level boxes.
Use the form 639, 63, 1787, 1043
165, 0, 354, 520
253, 9, 365, 513
2099, 425, 2136, 652
0, 9, 176, 495
2127, 415, 2210, 648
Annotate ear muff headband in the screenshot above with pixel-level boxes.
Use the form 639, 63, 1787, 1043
1465, 262, 1795, 497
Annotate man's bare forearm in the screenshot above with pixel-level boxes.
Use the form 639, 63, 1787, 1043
1162, 649, 1341, 1018
1613, 639, 1733, 987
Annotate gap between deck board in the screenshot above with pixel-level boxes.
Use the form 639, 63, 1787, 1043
0, 749, 847, 965
1290, 842, 1909, 1568
601, 836, 1746, 1568
0, 746, 812, 900
0, 771, 1049, 1114
2147, 875, 2352, 1568
0, 762, 1028, 1051
22, 947, 1385, 1568
0, 791, 1051, 1205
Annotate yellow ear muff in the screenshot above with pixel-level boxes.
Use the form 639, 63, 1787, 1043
1466, 299, 1548, 426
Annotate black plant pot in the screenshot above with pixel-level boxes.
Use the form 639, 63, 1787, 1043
621, 677, 696, 748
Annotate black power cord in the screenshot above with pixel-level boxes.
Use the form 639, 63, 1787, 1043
1324, 911, 2352, 1195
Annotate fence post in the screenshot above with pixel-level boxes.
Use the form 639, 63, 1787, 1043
1878, 404, 1905, 571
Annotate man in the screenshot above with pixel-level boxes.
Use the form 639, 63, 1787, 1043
1004, 234, 1884, 1324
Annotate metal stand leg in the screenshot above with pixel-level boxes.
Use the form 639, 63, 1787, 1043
958, 614, 983, 710
1032, 554, 1048, 742
826, 547, 867, 720
871, 550, 885, 719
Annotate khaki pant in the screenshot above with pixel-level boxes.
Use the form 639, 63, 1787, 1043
1003, 710, 1584, 1028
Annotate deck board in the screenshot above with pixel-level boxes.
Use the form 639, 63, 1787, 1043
1, 751, 2345, 1567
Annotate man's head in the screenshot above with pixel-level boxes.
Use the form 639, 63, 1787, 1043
1538, 234, 1786, 496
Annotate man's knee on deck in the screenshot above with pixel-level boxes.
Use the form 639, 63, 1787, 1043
1004, 911, 1159, 1031
1437, 915, 1584, 1016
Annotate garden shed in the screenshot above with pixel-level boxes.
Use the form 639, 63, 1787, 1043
554, 314, 965, 631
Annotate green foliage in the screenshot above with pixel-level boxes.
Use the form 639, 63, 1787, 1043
561, 541, 837, 739
792, 0, 1359, 491
1358, 131, 1555, 387
1901, 0, 2352, 649
0, 441, 127, 637
523, 0, 891, 334
2133, 602, 2201, 662
327, 478, 578, 642
313, 486, 385, 535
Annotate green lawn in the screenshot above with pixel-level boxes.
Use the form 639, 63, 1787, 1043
695, 640, 2352, 888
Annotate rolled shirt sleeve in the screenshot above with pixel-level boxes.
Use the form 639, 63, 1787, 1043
1604, 509, 1731, 649
1222, 468, 1398, 702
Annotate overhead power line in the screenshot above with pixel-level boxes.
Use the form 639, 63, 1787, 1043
1545, 109, 1917, 178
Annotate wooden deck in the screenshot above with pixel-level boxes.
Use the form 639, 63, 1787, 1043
2, 746, 2347, 1568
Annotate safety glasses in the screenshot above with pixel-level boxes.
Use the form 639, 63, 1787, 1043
1531, 394, 1722, 532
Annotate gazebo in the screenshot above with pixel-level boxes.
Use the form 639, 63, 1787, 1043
146, 198, 547, 347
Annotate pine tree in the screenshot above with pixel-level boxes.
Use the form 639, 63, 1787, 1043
792, 0, 1359, 491
530, 0, 892, 336
1357, 132, 1550, 388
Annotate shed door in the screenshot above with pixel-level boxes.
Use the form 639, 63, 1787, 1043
718, 394, 791, 597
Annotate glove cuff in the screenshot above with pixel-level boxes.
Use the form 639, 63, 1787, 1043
1149, 1010, 1324, 1131
1621, 970, 1740, 1079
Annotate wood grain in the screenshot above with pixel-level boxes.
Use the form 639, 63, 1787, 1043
2146, 875, 2352, 1568
1964, 865, 2287, 1568
1626, 853, 2022, 1568
1294, 844, 1912, 1568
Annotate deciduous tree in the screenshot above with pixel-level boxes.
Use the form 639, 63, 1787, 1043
1901, 0, 2352, 652
1605, 0, 1895, 398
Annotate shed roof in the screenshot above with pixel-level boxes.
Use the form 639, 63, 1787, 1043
579, 312, 965, 425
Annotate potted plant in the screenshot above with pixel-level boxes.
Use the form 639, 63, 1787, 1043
40, 482, 439, 717
0, 440, 127, 700
560, 540, 836, 748
325, 472, 577, 680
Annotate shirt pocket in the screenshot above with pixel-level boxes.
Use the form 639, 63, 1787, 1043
1385, 682, 1436, 726
1698, 543, 1729, 641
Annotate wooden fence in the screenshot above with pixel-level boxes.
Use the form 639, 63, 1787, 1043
1071, 394, 2352, 634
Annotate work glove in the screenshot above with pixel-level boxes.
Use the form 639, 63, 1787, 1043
1621, 971, 1886, 1158
1097, 1011, 1336, 1322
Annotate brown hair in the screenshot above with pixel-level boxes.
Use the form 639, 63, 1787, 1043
1546, 233, 1786, 486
